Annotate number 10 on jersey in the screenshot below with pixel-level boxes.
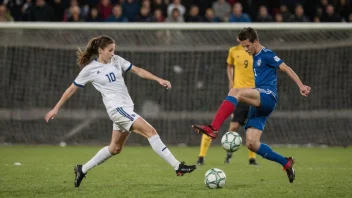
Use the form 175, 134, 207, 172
106, 72, 116, 82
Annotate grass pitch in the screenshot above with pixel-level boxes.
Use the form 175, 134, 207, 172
0, 145, 351, 198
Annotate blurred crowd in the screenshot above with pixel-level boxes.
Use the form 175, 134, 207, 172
0, 0, 351, 23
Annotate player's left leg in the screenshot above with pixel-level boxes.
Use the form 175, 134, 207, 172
132, 117, 196, 176
244, 91, 295, 183
246, 128, 288, 165
246, 128, 295, 183
75, 130, 130, 187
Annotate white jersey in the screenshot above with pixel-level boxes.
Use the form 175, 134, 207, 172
74, 55, 134, 114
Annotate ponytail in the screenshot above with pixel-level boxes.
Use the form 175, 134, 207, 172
76, 37, 99, 69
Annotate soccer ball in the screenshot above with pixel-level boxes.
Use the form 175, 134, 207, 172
221, 131, 242, 152
204, 168, 226, 189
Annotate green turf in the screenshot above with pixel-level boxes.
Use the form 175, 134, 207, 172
0, 145, 351, 198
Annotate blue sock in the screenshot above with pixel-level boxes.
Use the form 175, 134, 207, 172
225, 96, 238, 106
256, 143, 288, 166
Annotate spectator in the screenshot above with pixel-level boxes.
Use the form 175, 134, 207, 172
29, 0, 55, 21
151, 8, 165, 22
336, 0, 351, 21
212, 0, 231, 21
274, 13, 283, 22
192, 0, 213, 17
293, 4, 309, 22
166, 7, 183, 22
348, 13, 352, 22
21, 0, 33, 21
204, 8, 220, 22
86, 7, 103, 22
49, 0, 66, 21
316, 0, 329, 18
229, 2, 251, 22
314, 15, 321, 22
122, 0, 140, 21
280, 4, 294, 22
63, 0, 80, 21
185, 5, 203, 22
152, 0, 167, 17
141, 0, 151, 9
80, 4, 90, 19
106, 4, 128, 22
0, 4, 14, 22
256, 5, 273, 22
321, 4, 343, 22
167, 0, 185, 18
67, 5, 83, 22
97, 0, 112, 20
136, 5, 153, 22
5, 0, 25, 21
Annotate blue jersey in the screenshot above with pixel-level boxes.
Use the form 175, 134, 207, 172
253, 47, 283, 99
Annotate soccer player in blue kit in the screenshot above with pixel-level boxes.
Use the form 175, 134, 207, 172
192, 27, 311, 183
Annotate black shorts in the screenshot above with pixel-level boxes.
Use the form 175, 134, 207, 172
231, 102, 250, 126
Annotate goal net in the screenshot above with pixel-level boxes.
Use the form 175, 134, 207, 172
1, 23, 351, 146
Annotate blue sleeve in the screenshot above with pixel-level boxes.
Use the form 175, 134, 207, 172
265, 51, 283, 68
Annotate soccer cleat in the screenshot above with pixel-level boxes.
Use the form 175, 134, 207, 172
192, 124, 218, 139
74, 164, 86, 187
196, 156, 204, 165
176, 162, 196, 176
225, 152, 232, 164
283, 157, 295, 183
249, 158, 258, 165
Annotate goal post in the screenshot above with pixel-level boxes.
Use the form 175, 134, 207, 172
0, 23, 351, 146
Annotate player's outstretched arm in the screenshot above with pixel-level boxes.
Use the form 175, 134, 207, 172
279, 63, 311, 97
130, 65, 171, 89
45, 84, 79, 122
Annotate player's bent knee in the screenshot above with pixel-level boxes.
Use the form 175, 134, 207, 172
149, 128, 158, 136
143, 128, 158, 138
109, 145, 123, 155
229, 88, 240, 97
246, 140, 260, 152
246, 142, 256, 152
236, 90, 248, 102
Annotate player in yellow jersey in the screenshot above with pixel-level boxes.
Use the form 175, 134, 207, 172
196, 43, 258, 165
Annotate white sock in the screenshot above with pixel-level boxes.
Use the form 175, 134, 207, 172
82, 146, 113, 173
148, 135, 180, 170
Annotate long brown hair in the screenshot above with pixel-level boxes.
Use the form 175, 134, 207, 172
76, 35, 115, 69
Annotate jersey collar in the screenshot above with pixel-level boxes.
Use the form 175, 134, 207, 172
254, 47, 264, 57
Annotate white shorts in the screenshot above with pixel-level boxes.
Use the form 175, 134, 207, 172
109, 106, 140, 132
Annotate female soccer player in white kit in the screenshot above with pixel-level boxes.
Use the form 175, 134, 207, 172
45, 35, 196, 187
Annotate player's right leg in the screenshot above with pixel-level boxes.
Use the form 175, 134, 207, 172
228, 103, 258, 165
192, 88, 260, 139
132, 117, 196, 176
74, 130, 129, 187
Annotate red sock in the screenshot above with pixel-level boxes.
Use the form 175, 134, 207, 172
211, 100, 235, 131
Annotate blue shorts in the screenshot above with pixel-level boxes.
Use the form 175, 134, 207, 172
244, 89, 277, 131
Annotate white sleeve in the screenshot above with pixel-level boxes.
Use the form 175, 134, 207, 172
114, 55, 132, 72
73, 67, 90, 88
